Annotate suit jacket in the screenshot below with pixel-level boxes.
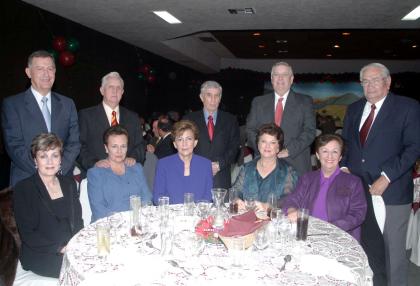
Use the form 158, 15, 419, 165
154, 134, 176, 159
78, 104, 145, 171
283, 169, 367, 241
184, 110, 240, 189
246, 90, 316, 176
1, 88, 80, 186
13, 173, 83, 277
342, 94, 420, 205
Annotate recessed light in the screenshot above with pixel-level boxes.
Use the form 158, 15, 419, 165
253, 32, 261, 36
326, 54, 332, 57
152, 11, 182, 24
342, 32, 351, 36
276, 40, 288, 44
263, 53, 268, 56
278, 50, 288, 53
412, 45, 418, 48
402, 5, 420, 20
333, 44, 340, 48
258, 44, 265, 48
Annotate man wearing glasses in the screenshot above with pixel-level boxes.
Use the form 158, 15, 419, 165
342, 63, 420, 286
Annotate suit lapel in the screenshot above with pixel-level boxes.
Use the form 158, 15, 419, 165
24, 89, 48, 132
98, 104, 112, 129
213, 110, 224, 141
282, 90, 296, 128
197, 110, 211, 142
50, 93, 63, 133
353, 99, 366, 149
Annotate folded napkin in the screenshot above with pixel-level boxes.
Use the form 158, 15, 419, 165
300, 254, 357, 284
219, 211, 268, 237
372, 195, 386, 233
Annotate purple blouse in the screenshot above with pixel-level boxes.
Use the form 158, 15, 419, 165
312, 167, 340, 221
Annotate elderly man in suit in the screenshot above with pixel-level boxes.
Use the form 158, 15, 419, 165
246, 61, 316, 176
1, 50, 80, 186
184, 81, 240, 189
78, 72, 145, 172
342, 63, 420, 286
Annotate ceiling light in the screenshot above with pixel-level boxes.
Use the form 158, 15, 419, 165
402, 5, 420, 20
278, 50, 288, 53
276, 40, 288, 44
258, 45, 265, 48
413, 45, 418, 48
253, 32, 261, 36
333, 44, 340, 48
153, 11, 182, 24
342, 32, 351, 36
326, 54, 332, 57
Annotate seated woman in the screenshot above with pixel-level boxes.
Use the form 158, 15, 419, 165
13, 133, 83, 278
153, 120, 213, 204
283, 134, 367, 242
232, 123, 298, 212
88, 126, 151, 222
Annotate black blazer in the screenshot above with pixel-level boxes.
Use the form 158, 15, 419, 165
184, 110, 240, 189
13, 174, 83, 278
78, 104, 146, 171
154, 134, 176, 159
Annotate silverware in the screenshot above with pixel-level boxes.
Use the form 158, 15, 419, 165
279, 254, 291, 272
167, 260, 192, 275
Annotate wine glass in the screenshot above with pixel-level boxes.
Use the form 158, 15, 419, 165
254, 227, 269, 250
196, 200, 210, 219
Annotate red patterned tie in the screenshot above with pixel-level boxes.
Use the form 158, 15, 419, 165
359, 104, 376, 146
208, 115, 214, 141
111, 111, 118, 126
275, 97, 284, 127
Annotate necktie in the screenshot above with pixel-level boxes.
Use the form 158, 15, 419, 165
111, 111, 118, 126
207, 115, 214, 141
359, 104, 376, 146
41, 97, 51, 132
275, 97, 284, 127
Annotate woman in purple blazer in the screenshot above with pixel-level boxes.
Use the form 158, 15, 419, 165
283, 134, 367, 242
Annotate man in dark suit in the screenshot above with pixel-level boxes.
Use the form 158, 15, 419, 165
78, 72, 145, 172
184, 81, 240, 189
342, 63, 420, 286
146, 116, 176, 159
246, 62, 316, 176
1, 50, 80, 186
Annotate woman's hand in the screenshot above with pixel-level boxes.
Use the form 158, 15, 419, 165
286, 208, 298, 222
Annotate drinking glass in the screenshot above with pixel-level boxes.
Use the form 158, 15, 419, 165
254, 227, 269, 250
158, 196, 170, 223
228, 189, 239, 214
160, 218, 174, 256
266, 192, 277, 215
196, 200, 210, 219
245, 195, 257, 211
96, 222, 110, 256
184, 192, 195, 216
229, 236, 245, 267
296, 208, 309, 241
130, 195, 142, 236
107, 212, 122, 238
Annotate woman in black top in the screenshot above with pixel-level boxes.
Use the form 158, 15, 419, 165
13, 133, 83, 278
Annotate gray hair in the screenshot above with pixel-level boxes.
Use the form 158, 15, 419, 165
101, 71, 124, 89
31, 133, 63, 158
360, 63, 390, 81
27, 50, 55, 67
200, 81, 222, 97
271, 62, 293, 77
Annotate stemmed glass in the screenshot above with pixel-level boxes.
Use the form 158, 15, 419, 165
196, 200, 210, 219
245, 195, 257, 211
254, 226, 269, 250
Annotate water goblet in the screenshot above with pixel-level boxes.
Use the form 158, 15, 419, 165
107, 212, 122, 238
196, 200, 210, 219
245, 196, 257, 211
254, 227, 269, 250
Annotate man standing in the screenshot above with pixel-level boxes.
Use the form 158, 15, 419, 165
342, 63, 420, 286
246, 62, 316, 176
146, 116, 176, 159
184, 81, 240, 189
78, 71, 145, 171
1, 50, 80, 186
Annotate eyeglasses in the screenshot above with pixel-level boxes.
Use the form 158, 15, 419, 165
360, 77, 385, 87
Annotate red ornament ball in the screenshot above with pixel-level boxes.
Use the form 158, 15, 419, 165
52, 36, 67, 52
59, 51, 75, 67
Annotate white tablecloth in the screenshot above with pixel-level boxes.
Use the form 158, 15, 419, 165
59, 205, 372, 286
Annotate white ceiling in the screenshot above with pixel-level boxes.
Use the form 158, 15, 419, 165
23, 0, 420, 73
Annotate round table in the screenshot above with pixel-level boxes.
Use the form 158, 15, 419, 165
59, 205, 372, 286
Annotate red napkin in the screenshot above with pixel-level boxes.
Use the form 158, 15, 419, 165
219, 211, 268, 237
